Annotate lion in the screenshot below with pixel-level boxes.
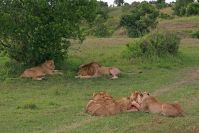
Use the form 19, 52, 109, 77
76, 62, 101, 78
85, 91, 139, 116
75, 62, 121, 79
132, 92, 184, 117
21, 60, 63, 80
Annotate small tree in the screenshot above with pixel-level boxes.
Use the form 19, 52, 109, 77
156, 0, 167, 9
0, 0, 97, 66
120, 2, 159, 37
90, 0, 110, 37
173, 0, 194, 16
114, 0, 124, 6
98, 1, 108, 7
186, 2, 199, 16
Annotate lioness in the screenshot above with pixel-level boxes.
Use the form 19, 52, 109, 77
21, 60, 63, 80
85, 91, 139, 116
75, 62, 121, 79
132, 92, 184, 117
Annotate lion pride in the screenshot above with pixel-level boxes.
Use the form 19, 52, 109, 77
75, 62, 121, 79
131, 92, 184, 117
85, 91, 139, 116
21, 60, 63, 80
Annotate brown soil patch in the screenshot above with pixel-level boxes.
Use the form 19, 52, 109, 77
159, 22, 199, 30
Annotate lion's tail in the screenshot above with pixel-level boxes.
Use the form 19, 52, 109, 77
121, 70, 143, 75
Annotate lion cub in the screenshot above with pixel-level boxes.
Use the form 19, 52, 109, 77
21, 60, 63, 80
133, 92, 184, 117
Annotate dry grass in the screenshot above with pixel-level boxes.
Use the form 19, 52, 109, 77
160, 7, 173, 15
158, 16, 199, 31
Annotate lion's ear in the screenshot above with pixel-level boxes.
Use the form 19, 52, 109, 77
79, 64, 85, 68
50, 60, 54, 64
143, 91, 150, 96
92, 92, 96, 97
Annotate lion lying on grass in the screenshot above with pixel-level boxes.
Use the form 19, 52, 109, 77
131, 92, 184, 117
21, 60, 63, 80
85, 91, 139, 116
75, 62, 121, 79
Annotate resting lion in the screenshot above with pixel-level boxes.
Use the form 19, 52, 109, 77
131, 92, 184, 117
21, 60, 63, 80
85, 91, 139, 116
75, 62, 121, 79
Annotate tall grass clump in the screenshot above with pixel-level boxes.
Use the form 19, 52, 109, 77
192, 30, 199, 39
125, 31, 180, 60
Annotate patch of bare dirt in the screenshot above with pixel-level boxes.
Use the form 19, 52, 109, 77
159, 22, 199, 30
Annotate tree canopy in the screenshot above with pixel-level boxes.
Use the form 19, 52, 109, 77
0, 0, 97, 66
120, 2, 159, 37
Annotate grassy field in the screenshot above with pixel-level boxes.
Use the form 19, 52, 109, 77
1, 7, 199, 133
1, 36, 199, 133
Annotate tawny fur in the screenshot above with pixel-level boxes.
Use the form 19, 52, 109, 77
85, 91, 139, 116
21, 60, 63, 80
75, 62, 121, 79
134, 92, 184, 117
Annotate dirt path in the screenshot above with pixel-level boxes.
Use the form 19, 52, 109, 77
153, 68, 199, 96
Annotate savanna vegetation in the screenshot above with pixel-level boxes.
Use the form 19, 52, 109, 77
0, 0, 199, 133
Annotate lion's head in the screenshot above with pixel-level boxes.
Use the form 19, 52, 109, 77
42, 60, 55, 70
92, 91, 113, 101
138, 92, 150, 103
77, 62, 101, 76
117, 97, 139, 112
130, 91, 143, 102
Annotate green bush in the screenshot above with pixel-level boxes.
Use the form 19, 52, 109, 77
173, 0, 194, 16
125, 31, 180, 59
120, 2, 159, 37
89, 1, 111, 37
192, 30, 199, 38
186, 2, 199, 16
156, 0, 167, 9
0, 0, 97, 66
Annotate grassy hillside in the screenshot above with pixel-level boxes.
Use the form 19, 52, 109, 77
107, 7, 199, 37
0, 6, 199, 133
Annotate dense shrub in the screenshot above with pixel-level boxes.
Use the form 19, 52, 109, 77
0, 0, 97, 66
114, 0, 124, 6
120, 2, 159, 37
186, 2, 199, 16
192, 30, 199, 38
173, 0, 194, 16
125, 31, 180, 59
156, 0, 167, 9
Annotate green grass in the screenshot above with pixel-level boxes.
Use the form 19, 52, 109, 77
0, 36, 199, 133
1, 10, 199, 132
